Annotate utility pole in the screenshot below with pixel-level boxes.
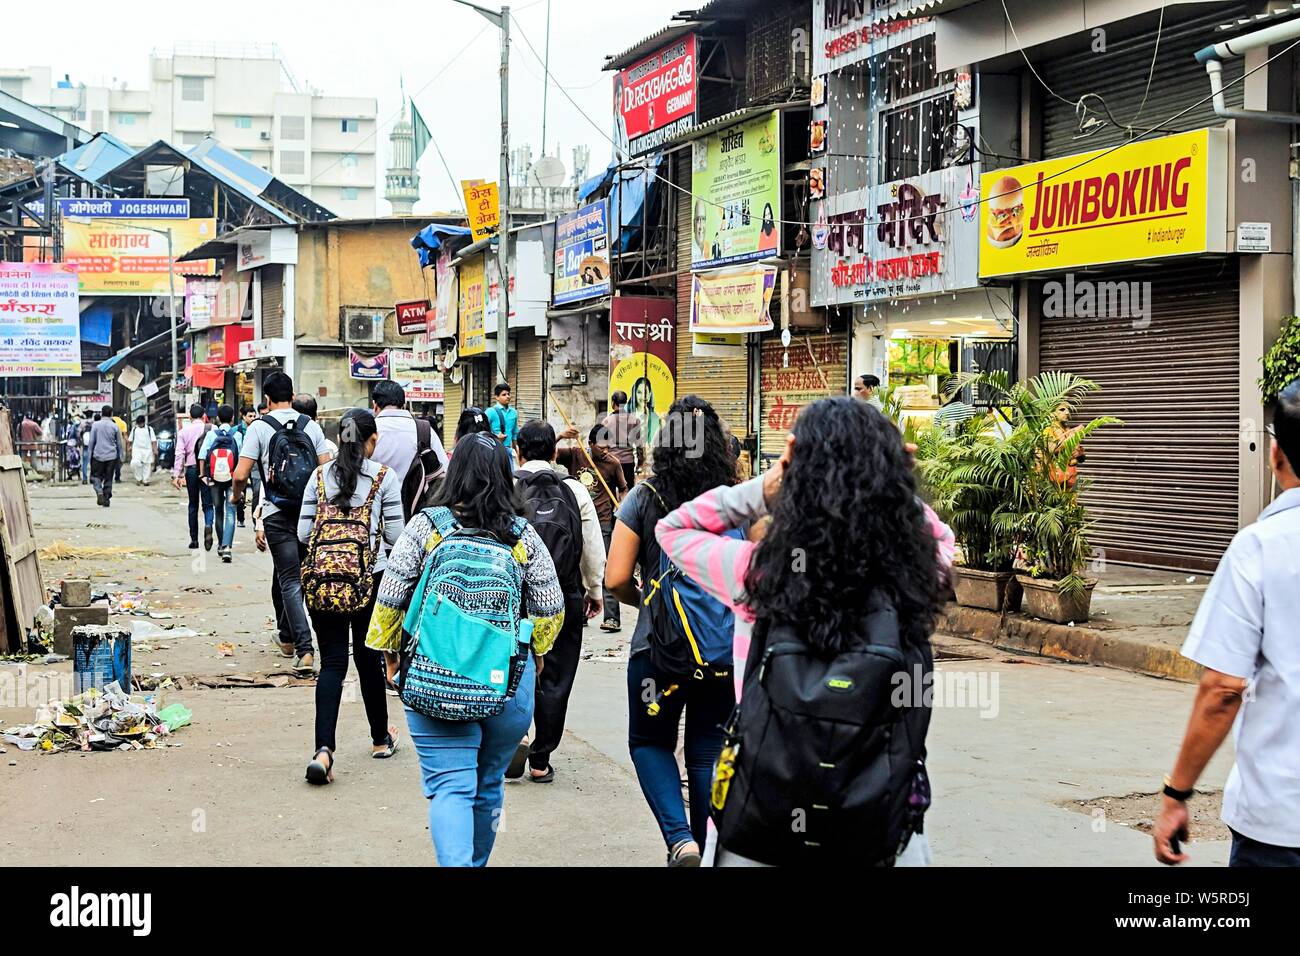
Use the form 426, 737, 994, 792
452, 0, 511, 388
165, 227, 178, 389
541, 0, 550, 157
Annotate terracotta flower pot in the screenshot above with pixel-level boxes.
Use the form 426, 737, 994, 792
1015, 575, 1097, 624
952, 567, 1022, 612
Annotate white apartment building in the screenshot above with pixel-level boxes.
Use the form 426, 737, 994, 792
0, 44, 377, 215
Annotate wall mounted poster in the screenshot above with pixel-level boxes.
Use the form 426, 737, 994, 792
609, 296, 676, 450
0, 262, 80, 376
690, 110, 781, 269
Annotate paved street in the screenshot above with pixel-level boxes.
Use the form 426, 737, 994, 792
0, 479, 1232, 866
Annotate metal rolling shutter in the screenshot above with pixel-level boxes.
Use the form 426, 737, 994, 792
674, 151, 751, 434
1040, 4, 1247, 159
1037, 260, 1239, 571
442, 374, 463, 449
260, 265, 284, 339
759, 330, 848, 466
508, 334, 545, 425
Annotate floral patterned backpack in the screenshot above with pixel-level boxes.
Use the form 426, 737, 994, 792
301, 464, 389, 614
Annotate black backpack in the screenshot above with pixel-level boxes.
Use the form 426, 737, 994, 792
400, 417, 443, 521
515, 468, 583, 597
260, 414, 317, 515
710, 593, 933, 867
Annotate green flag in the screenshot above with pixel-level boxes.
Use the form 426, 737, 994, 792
411, 102, 432, 163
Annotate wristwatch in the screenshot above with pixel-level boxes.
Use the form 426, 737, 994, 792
1162, 774, 1194, 801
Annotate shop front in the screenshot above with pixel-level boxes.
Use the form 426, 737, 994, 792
979, 127, 1242, 571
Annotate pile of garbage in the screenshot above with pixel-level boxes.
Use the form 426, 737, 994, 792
2, 681, 191, 754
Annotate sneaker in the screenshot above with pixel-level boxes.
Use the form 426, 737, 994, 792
237, 520, 246, 528
293, 652, 315, 672
220, 550, 232, 564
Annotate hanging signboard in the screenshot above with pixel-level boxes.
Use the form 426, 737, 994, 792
689, 264, 778, 334
609, 296, 676, 449
391, 348, 445, 403
56, 197, 190, 219
60, 217, 218, 295
811, 165, 980, 307
429, 248, 456, 340
461, 181, 501, 242
0, 262, 81, 376
616, 33, 697, 157
185, 277, 219, 331
395, 299, 430, 336
690, 111, 782, 269
813, 0, 934, 74
978, 128, 1229, 277
348, 349, 390, 380
457, 254, 487, 357
553, 201, 611, 305
237, 228, 298, 272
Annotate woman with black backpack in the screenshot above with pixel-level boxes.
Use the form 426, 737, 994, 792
297, 408, 406, 785
654, 397, 955, 866
605, 395, 739, 866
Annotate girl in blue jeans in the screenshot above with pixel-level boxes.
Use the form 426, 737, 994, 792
366, 433, 565, 867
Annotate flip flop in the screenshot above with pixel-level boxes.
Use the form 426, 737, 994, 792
528, 766, 555, 783
505, 740, 530, 779
667, 840, 701, 867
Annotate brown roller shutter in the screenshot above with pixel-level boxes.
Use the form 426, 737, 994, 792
674, 150, 750, 433
1037, 260, 1239, 571
507, 333, 545, 425
442, 373, 464, 449
759, 329, 848, 467
260, 265, 284, 339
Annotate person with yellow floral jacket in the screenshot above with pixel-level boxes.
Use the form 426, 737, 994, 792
366, 431, 564, 866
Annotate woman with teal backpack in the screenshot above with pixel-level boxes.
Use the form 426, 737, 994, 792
366, 431, 565, 866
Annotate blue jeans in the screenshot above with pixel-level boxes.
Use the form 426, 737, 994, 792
80, 451, 90, 482
211, 481, 236, 549
405, 655, 536, 867
626, 650, 734, 850
1230, 829, 1300, 866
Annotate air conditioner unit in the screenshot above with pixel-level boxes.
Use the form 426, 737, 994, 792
343, 309, 384, 345
259, 131, 270, 141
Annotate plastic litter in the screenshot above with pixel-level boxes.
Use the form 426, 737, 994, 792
130, 620, 199, 640
155, 703, 192, 732
1, 680, 191, 754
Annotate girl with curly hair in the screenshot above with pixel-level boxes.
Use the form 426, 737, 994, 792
605, 395, 740, 866
655, 396, 955, 866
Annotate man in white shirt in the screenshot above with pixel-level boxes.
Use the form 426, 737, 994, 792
1154, 378, 1300, 866
371, 381, 447, 478
513, 419, 605, 784
230, 372, 331, 671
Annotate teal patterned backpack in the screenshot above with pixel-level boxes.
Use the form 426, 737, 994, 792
397, 507, 533, 721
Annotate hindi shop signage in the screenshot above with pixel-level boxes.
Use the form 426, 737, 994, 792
609, 296, 676, 450
0, 262, 81, 377
691, 111, 782, 269
616, 33, 697, 157
760, 334, 846, 438
979, 128, 1228, 278
811, 167, 979, 307
396, 300, 430, 336
56, 197, 190, 219
690, 264, 777, 334
390, 349, 445, 403
461, 181, 501, 243
553, 201, 611, 305
60, 217, 218, 296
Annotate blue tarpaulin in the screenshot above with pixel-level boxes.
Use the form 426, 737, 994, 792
411, 223, 473, 268
610, 154, 659, 254
80, 304, 113, 346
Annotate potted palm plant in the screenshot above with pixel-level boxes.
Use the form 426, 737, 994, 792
916, 415, 1021, 611
969, 370, 1121, 624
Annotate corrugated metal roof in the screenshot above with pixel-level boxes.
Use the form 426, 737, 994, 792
54, 133, 135, 183
660, 100, 806, 148
871, 0, 980, 22
604, 22, 703, 71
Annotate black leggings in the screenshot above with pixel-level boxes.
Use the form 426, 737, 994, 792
308, 573, 389, 753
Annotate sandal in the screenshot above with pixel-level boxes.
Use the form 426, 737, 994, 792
599, 621, 621, 633
667, 839, 701, 867
505, 740, 530, 779
528, 765, 555, 783
372, 727, 400, 759
305, 747, 334, 785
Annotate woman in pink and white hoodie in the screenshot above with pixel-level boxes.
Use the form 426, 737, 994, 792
656, 396, 955, 866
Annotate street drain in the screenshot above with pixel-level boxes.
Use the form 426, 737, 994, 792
1066, 790, 1228, 842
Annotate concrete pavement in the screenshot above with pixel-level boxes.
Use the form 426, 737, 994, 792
0, 478, 1232, 866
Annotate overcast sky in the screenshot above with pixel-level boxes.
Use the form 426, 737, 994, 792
11, 0, 686, 213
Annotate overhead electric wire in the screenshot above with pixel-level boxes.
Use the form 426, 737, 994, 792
512, 10, 1300, 235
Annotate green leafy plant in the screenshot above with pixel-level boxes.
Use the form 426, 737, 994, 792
1260, 315, 1300, 405
945, 370, 1121, 596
